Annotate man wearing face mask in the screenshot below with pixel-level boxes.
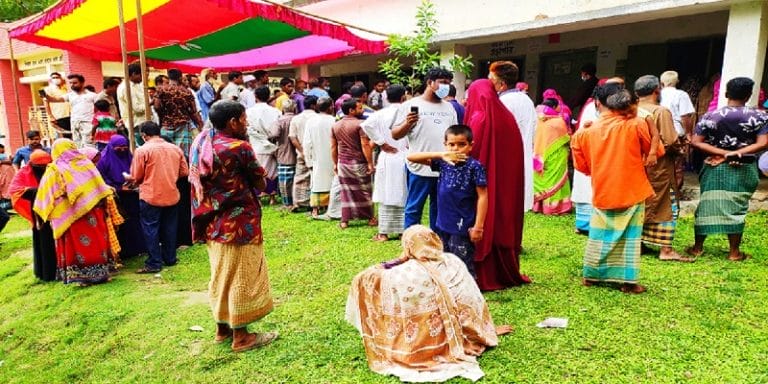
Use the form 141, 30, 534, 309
43, 72, 72, 139
568, 63, 599, 116
392, 67, 458, 229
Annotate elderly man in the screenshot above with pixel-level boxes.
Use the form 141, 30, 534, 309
660, 70, 695, 191
635, 75, 691, 262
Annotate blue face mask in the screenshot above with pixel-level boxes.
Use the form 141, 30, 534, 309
435, 83, 450, 99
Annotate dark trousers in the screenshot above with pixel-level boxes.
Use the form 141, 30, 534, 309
404, 169, 438, 229
440, 232, 476, 278
139, 201, 179, 270
0, 206, 9, 234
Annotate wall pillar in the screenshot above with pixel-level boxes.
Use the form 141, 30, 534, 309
719, 0, 767, 107
0, 59, 33, 152
295, 64, 310, 81
440, 43, 467, 100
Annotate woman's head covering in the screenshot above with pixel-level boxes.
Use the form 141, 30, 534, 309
29, 149, 52, 166
515, 82, 528, 92
97, 135, 132, 189
79, 146, 100, 162
464, 78, 525, 262
401, 225, 444, 262
33, 138, 114, 238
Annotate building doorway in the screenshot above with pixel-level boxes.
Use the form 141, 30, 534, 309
538, 48, 597, 106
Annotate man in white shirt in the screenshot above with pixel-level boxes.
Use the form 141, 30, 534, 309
361, 85, 408, 241
392, 68, 458, 229
660, 70, 695, 190
239, 74, 257, 109
289, 95, 318, 210
117, 63, 147, 145
302, 97, 337, 218
488, 61, 537, 212
220, 71, 243, 101
44, 73, 98, 148
43, 72, 71, 138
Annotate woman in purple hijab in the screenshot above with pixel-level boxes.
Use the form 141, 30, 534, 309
96, 135, 147, 258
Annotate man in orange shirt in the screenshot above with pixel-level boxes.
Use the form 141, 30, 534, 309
571, 83, 661, 294
127, 121, 189, 273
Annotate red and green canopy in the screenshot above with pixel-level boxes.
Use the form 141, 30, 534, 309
10, 0, 387, 71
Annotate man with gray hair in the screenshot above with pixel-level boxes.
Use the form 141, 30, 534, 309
635, 75, 691, 262
660, 70, 695, 191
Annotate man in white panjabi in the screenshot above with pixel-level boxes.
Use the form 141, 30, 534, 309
361, 85, 408, 241
487, 61, 537, 211
302, 97, 337, 219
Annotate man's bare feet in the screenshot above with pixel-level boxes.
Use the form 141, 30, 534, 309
232, 330, 278, 353
495, 325, 514, 336
727, 252, 749, 262
659, 248, 695, 262
619, 283, 647, 294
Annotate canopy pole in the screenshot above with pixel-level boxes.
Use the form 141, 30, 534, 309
135, 0, 151, 121
117, 0, 136, 152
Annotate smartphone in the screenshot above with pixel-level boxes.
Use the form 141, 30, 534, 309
410, 106, 419, 114
726, 153, 757, 164
38, 89, 46, 98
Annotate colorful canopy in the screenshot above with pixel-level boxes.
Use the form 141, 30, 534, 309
9, 0, 387, 71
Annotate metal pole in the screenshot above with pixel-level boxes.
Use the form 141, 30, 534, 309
7, 35, 26, 151
135, 0, 151, 121
117, 0, 136, 151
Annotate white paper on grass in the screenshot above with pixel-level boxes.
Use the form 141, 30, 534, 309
536, 317, 569, 328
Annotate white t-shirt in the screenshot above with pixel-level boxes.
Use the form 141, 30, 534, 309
246, 103, 280, 154
660, 87, 695, 136
221, 83, 241, 101
394, 97, 458, 177
64, 91, 98, 123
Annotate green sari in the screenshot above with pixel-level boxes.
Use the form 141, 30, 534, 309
532, 116, 572, 215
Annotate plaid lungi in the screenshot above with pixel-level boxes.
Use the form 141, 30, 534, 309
378, 205, 404, 235
575, 203, 593, 232
293, 156, 311, 207
161, 123, 194, 159
277, 164, 296, 206
338, 161, 373, 222
694, 163, 759, 236
642, 190, 678, 247
583, 203, 645, 284
208, 241, 273, 328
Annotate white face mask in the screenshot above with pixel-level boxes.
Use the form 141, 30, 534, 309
435, 83, 450, 99
52, 78, 62, 86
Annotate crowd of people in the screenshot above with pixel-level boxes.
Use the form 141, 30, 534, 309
0, 59, 766, 381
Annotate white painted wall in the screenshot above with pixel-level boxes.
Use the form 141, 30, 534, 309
718, 1, 767, 107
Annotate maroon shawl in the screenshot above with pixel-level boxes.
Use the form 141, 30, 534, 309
464, 79, 525, 260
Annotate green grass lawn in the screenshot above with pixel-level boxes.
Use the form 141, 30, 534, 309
0, 208, 767, 383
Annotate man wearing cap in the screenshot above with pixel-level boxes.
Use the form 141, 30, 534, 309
240, 74, 257, 109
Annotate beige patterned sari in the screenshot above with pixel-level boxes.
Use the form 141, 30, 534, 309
346, 225, 499, 382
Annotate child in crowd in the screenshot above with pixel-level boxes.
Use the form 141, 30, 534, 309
91, 99, 118, 151
407, 124, 488, 276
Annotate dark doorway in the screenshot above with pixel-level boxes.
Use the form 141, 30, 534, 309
626, 36, 725, 89
538, 48, 597, 106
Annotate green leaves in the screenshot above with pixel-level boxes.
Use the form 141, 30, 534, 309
378, 0, 473, 88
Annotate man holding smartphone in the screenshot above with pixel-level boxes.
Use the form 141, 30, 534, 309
391, 68, 458, 229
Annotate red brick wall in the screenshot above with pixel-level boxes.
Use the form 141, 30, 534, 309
0, 59, 34, 153
63, 51, 104, 90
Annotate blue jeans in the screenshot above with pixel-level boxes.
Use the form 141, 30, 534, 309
139, 201, 179, 270
404, 169, 438, 229
440, 232, 476, 278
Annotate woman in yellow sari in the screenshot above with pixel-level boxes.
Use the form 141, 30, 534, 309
532, 98, 572, 215
33, 139, 123, 286
346, 225, 511, 382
